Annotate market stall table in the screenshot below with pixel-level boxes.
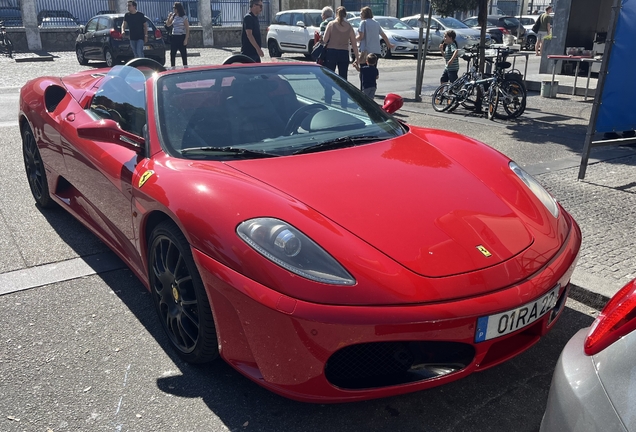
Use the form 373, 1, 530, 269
547, 54, 594, 96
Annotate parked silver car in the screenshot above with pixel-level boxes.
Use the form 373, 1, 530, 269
349, 16, 422, 58
401, 14, 491, 51
541, 277, 636, 432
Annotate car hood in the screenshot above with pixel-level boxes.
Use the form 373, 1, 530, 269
227, 133, 535, 278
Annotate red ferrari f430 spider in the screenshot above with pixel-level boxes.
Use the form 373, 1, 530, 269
19, 57, 581, 403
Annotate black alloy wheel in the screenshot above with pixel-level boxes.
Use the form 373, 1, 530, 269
268, 39, 282, 57
76, 47, 88, 65
104, 48, 115, 67
22, 126, 54, 208
148, 221, 219, 363
380, 40, 392, 58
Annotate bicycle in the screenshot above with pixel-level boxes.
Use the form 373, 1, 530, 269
432, 47, 526, 120
0, 21, 13, 58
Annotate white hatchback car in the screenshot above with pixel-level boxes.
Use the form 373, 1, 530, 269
266, 9, 323, 58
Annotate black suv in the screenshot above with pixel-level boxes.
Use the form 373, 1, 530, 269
75, 14, 166, 67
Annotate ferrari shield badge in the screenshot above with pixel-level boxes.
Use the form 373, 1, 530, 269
476, 245, 492, 257
138, 170, 155, 188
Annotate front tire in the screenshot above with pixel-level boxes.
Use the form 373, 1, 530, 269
304, 40, 314, 59
268, 39, 282, 58
498, 78, 526, 119
22, 125, 54, 208
76, 47, 88, 65
104, 48, 115, 67
148, 221, 219, 364
431, 83, 454, 112
525, 35, 536, 51
380, 40, 391, 59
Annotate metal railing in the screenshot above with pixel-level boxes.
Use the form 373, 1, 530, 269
20, 0, 269, 27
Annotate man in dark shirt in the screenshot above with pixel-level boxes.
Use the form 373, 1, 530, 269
241, 0, 264, 62
121, 0, 148, 59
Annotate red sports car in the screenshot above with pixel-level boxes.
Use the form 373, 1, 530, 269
19, 57, 581, 403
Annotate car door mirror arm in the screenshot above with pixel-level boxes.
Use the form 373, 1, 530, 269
78, 119, 145, 153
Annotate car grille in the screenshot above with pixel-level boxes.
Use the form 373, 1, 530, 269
408, 38, 420, 45
325, 341, 475, 390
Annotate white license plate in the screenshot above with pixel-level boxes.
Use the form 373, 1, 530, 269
143, 45, 152, 50
475, 286, 560, 342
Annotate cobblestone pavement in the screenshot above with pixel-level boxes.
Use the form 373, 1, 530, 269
537, 155, 636, 294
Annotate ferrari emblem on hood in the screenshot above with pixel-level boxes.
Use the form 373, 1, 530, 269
476, 245, 492, 257
138, 170, 155, 188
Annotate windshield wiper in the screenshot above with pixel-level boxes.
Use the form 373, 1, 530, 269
292, 136, 381, 155
180, 146, 278, 158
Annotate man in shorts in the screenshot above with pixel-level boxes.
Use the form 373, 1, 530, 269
535, 6, 553, 56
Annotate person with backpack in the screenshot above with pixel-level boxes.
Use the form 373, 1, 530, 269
439, 30, 459, 84
534, 6, 553, 56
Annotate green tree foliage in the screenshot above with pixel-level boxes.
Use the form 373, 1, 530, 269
430, 0, 478, 17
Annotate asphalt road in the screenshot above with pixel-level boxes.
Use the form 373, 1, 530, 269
0, 49, 603, 432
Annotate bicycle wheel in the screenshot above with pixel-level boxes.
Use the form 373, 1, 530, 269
431, 83, 455, 112
498, 78, 526, 119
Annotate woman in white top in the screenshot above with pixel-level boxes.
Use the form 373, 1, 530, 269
166, 2, 190, 66
323, 7, 359, 79
356, 6, 393, 66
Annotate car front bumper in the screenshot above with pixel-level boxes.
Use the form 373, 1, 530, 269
193, 217, 581, 403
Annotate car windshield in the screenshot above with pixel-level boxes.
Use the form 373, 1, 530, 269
438, 17, 469, 29
376, 17, 413, 30
155, 65, 405, 159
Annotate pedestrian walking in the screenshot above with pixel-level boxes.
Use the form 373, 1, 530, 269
166, 2, 189, 66
319, 6, 334, 40
360, 53, 379, 99
121, 0, 148, 59
439, 30, 459, 84
323, 7, 359, 80
241, 0, 264, 63
356, 7, 393, 66
535, 6, 553, 56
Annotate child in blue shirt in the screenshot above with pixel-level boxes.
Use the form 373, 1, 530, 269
360, 53, 379, 99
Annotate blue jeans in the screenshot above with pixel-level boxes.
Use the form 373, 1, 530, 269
130, 39, 145, 58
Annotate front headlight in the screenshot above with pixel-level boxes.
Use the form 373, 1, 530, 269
509, 162, 559, 218
392, 35, 408, 42
237, 218, 356, 285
